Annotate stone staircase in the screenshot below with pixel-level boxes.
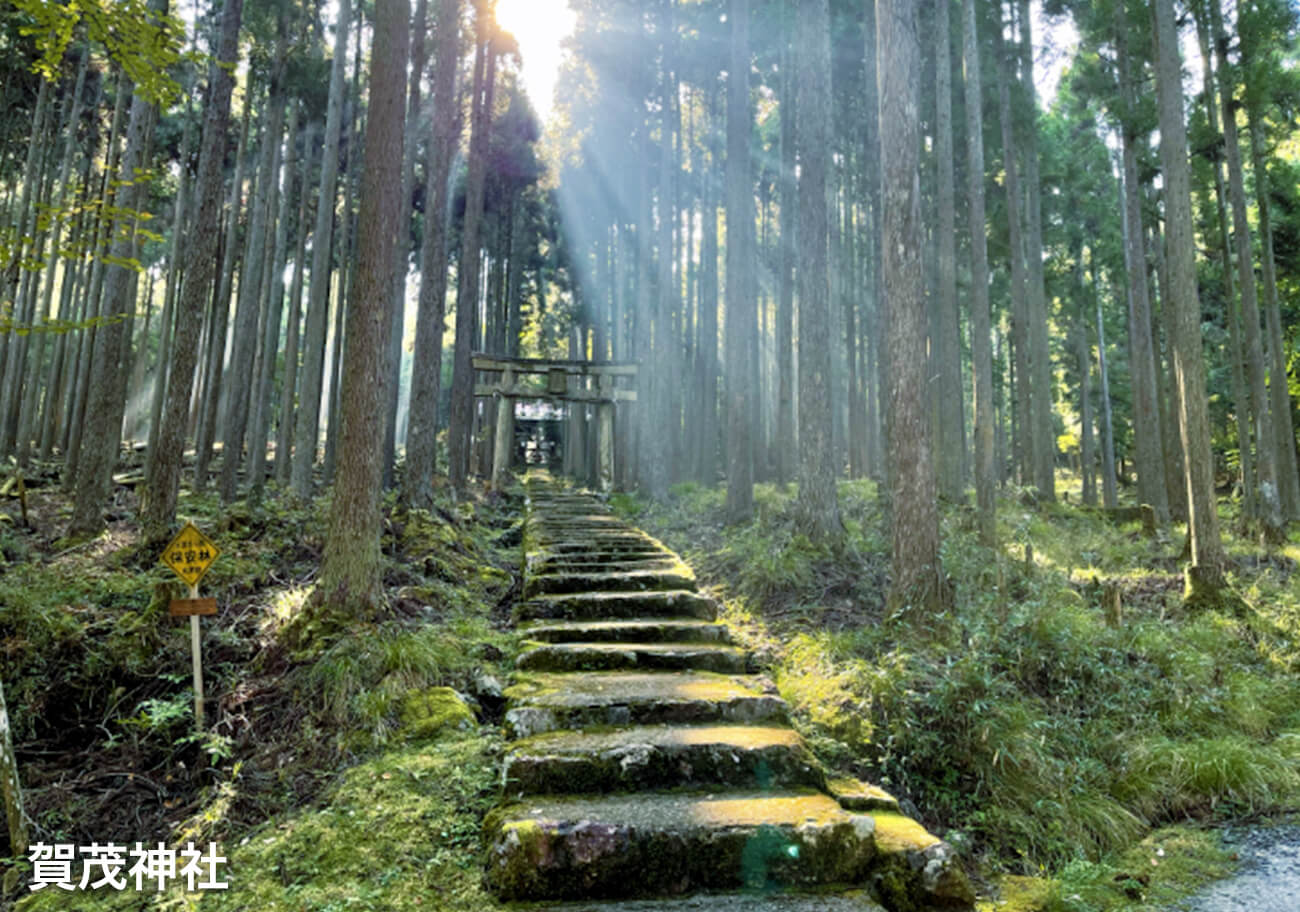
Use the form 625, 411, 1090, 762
484, 478, 975, 911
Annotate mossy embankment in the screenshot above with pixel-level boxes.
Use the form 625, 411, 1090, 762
2, 471, 521, 911
612, 478, 1300, 911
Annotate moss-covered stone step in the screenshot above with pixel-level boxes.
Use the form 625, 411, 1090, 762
515, 590, 718, 623
531, 558, 683, 577
827, 777, 902, 813
516, 641, 749, 674
503, 671, 788, 738
524, 567, 697, 598
502, 724, 825, 795
529, 552, 676, 571
533, 520, 630, 534
533, 535, 666, 554
485, 790, 877, 901
519, 619, 731, 644
520, 891, 887, 911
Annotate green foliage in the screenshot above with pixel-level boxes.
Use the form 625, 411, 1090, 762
14, 0, 185, 105
627, 481, 1300, 884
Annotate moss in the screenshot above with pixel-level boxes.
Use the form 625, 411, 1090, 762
977, 875, 1054, 912
399, 686, 475, 740
1183, 564, 1251, 615
870, 813, 941, 856
487, 818, 548, 897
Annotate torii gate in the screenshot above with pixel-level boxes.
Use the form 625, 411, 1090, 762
471, 354, 638, 491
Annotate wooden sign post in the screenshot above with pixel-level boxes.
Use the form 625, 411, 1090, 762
160, 522, 221, 730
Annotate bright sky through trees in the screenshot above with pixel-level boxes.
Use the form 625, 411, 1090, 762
495, 0, 577, 123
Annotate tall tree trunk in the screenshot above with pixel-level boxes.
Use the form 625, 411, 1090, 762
881, 0, 943, 611
723, 0, 753, 520
68, 64, 160, 536
248, 101, 296, 497
696, 106, 720, 485
1209, 0, 1279, 533
307, 0, 410, 625
1153, 0, 1229, 595
963, 0, 995, 546
1116, 0, 1170, 523
1095, 265, 1117, 509
292, 0, 352, 498
649, 0, 678, 502
195, 100, 252, 492
447, 0, 496, 491
776, 40, 796, 486
995, 24, 1033, 490
1247, 104, 1300, 520
142, 0, 244, 540
1190, 4, 1253, 519
219, 54, 287, 503
1017, 0, 1054, 501
1074, 247, 1096, 506
276, 120, 315, 486
794, 0, 840, 537
934, 0, 962, 501
405, 0, 463, 507
16, 52, 90, 467
383, 0, 428, 491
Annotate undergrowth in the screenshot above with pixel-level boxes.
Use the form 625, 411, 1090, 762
3, 473, 521, 911
618, 478, 1300, 906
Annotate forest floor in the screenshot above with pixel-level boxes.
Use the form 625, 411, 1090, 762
2, 464, 1299, 911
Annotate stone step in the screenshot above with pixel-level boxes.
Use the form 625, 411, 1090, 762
525, 891, 887, 911
524, 567, 697, 598
536, 535, 666, 554
502, 724, 825, 796
515, 590, 718, 623
530, 552, 676, 569
504, 671, 788, 738
527, 550, 670, 563
516, 642, 749, 674
485, 790, 877, 901
534, 519, 628, 532
531, 558, 682, 576
520, 619, 731, 644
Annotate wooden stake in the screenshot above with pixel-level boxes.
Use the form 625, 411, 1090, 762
189, 583, 205, 730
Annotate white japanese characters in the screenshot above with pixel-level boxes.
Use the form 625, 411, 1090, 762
27, 841, 228, 892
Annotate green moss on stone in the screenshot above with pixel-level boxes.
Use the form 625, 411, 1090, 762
400, 686, 475, 740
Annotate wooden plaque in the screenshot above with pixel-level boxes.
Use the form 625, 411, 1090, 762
169, 597, 217, 617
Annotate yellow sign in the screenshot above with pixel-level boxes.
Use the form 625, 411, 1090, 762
161, 522, 221, 588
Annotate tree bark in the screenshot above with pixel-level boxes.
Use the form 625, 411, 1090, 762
1116, 0, 1169, 523
724, 0, 753, 521
309, 0, 409, 625
291, 0, 352, 499
248, 100, 295, 497
934, 0, 962, 502
963, 0, 996, 546
995, 24, 1033, 490
1209, 0, 1279, 533
1246, 103, 1300, 520
881, 0, 944, 612
1153, 0, 1228, 588
447, 1, 496, 492
794, 0, 840, 538
405, 0, 463, 507
219, 60, 286, 503
276, 120, 315, 486
141, 0, 243, 540
1017, 0, 1054, 501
